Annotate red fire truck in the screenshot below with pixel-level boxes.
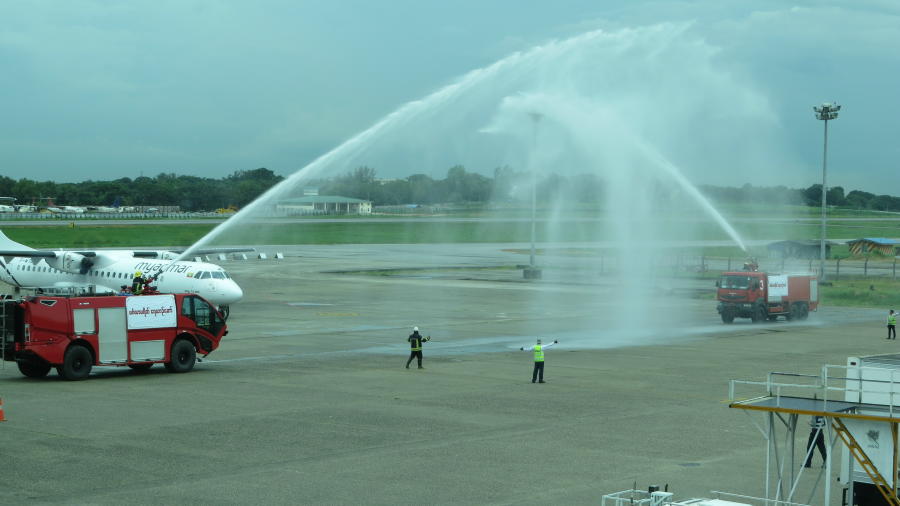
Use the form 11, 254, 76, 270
716, 270, 818, 323
1, 292, 227, 380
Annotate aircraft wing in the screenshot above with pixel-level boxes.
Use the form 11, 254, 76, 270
132, 247, 256, 259
0, 250, 97, 274
0, 250, 96, 259
0, 250, 57, 259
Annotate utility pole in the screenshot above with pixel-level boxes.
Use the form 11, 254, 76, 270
813, 102, 840, 281
525, 112, 542, 279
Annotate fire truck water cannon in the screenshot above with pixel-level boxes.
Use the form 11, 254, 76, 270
0, 292, 228, 380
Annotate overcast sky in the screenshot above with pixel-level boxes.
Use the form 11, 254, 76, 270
1, 1, 897, 193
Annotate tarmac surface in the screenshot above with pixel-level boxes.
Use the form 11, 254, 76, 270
0, 243, 891, 505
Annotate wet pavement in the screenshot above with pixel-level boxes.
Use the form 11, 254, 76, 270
0, 243, 889, 504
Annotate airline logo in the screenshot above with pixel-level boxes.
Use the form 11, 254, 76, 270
134, 261, 192, 275
768, 275, 789, 299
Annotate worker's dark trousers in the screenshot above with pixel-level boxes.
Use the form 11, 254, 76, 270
532, 361, 544, 383
889, 325, 896, 339
804, 429, 827, 467
406, 350, 423, 368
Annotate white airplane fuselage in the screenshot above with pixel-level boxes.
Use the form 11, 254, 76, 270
0, 252, 243, 306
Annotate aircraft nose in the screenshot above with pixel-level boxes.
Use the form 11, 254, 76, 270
219, 280, 243, 304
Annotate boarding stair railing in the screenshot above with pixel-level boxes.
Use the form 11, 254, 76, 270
729, 365, 900, 418
600, 489, 809, 505
729, 365, 900, 504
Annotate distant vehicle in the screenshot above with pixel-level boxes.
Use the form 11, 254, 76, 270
0, 197, 16, 212
15, 205, 37, 213
60, 206, 85, 213
716, 268, 818, 323
86, 206, 120, 213
146, 208, 159, 213
1, 292, 228, 380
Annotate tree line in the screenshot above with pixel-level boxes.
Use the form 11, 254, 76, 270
0, 169, 283, 211
1, 166, 897, 212
697, 183, 900, 211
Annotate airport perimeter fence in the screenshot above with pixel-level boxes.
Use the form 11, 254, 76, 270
673, 255, 900, 280
0, 212, 227, 221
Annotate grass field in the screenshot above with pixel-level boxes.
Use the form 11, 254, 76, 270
2, 215, 900, 249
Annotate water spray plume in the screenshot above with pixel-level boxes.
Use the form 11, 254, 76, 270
176, 31, 608, 260
634, 140, 748, 253
169, 23, 788, 350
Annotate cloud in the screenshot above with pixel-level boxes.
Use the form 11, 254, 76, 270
0, 1, 897, 193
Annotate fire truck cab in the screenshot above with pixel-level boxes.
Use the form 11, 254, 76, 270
1, 292, 227, 380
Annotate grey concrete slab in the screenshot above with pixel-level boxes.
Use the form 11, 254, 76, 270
0, 243, 890, 505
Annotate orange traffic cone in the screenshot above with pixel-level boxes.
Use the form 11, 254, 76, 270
0, 398, 6, 422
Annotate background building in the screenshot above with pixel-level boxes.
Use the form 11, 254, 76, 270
847, 238, 900, 256
767, 240, 833, 259
276, 196, 372, 216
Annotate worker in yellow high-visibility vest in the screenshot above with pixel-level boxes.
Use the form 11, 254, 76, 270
520, 338, 558, 383
888, 310, 897, 340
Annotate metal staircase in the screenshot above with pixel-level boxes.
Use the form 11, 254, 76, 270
833, 418, 900, 506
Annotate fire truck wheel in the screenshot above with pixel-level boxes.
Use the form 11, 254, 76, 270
165, 339, 196, 373
753, 307, 766, 323
720, 312, 734, 324
60, 345, 93, 381
796, 303, 809, 320
17, 358, 52, 378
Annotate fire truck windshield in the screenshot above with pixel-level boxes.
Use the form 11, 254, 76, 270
721, 275, 752, 289
181, 295, 225, 336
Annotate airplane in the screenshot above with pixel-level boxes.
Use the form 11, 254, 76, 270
0, 230, 245, 319
86, 206, 120, 213
0, 197, 15, 213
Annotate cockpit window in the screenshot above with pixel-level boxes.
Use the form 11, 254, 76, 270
211, 271, 225, 279
197, 272, 209, 279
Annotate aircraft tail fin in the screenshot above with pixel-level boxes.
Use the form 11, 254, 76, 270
0, 230, 35, 251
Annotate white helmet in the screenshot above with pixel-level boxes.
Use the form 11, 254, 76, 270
413, 326, 419, 331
